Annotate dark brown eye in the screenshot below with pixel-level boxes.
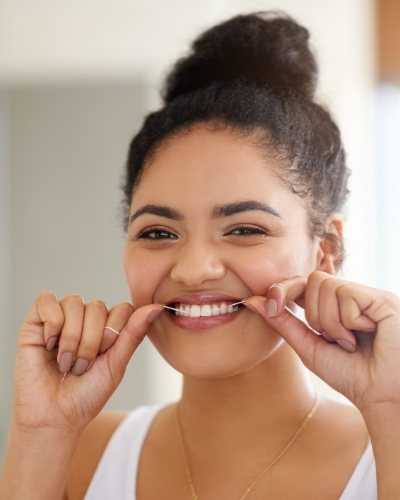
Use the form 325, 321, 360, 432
228, 226, 267, 236
138, 228, 178, 240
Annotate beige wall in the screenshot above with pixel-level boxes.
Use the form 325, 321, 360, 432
0, 93, 12, 455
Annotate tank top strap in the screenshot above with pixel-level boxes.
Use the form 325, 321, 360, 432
84, 403, 167, 500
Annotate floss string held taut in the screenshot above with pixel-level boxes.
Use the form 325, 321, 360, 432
162, 299, 249, 313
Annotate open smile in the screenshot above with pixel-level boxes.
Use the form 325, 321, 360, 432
164, 299, 246, 330
167, 300, 245, 317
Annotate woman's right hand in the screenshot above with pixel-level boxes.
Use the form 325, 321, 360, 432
12, 292, 163, 434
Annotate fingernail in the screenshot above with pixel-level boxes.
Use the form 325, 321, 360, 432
266, 299, 278, 318
337, 339, 356, 353
147, 308, 163, 322
321, 331, 335, 342
59, 352, 74, 373
46, 336, 58, 351
71, 358, 89, 376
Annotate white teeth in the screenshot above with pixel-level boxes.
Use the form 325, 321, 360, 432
172, 301, 243, 318
190, 305, 201, 318
212, 304, 220, 316
200, 305, 212, 317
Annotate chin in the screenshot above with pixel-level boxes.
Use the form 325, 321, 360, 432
148, 332, 285, 380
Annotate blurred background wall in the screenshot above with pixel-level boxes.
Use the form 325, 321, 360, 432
2, 0, 397, 458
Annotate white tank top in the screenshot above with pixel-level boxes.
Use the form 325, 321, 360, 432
84, 404, 377, 500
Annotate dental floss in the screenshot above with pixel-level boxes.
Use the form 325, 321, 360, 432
162, 298, 249, 313
61, 372, 67, 383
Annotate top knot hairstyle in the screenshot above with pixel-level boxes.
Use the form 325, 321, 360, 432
122, 11, 350, 253
163, 12, 317, 102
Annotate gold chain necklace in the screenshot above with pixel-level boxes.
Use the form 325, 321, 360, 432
175, 395, 320, 500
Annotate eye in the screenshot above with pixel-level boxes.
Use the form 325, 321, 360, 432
227, 226, 269, 237
136, 227, 178, 240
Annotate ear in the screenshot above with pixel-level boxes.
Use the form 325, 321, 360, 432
315, 215, 344, 275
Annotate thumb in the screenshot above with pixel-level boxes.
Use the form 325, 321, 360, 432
245, 295, 328, 371
106, 303, 163, 379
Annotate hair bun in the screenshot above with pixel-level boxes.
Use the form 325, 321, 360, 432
163, 11, 318, 103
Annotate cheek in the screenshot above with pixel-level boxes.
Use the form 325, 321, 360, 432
231, 246, 309, 297
124, 247, 168, 308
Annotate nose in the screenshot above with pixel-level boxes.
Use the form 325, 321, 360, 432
170, 239, 226, 287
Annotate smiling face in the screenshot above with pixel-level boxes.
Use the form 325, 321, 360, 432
124, 125, 322, 379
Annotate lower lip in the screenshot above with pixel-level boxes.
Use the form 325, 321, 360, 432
165, 308, 244, 330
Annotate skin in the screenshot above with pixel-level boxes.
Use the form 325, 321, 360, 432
1, 124, 400, 499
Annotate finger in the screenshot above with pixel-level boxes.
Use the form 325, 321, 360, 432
340, 298, 376, 331
99, 302, 135, 354
106, 304, 163, 383
56, 297, 94, 374
245, 296, 355, 369
68, 300, 108, 376
304, 271, 330, 333
266, 275, 307, 315
337, 284, 381, 330
245, 296, 330, 367
318, 278, 356, 344
23, 291, 64, 348
266, 274, 357, 348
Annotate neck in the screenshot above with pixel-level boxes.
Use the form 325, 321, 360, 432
178, 343, 318, 445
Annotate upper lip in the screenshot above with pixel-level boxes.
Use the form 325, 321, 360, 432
166, 293, 244, 305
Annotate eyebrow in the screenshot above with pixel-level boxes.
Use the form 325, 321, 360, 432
211, 200, 282, 219
129, 205, 183, 224
129, 200, 282, 225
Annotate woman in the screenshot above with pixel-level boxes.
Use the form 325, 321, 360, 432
1, 11, 399, 500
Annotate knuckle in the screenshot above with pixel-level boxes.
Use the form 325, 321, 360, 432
61, 294, 84, 307
36, 292, 64, 326
319, 277, 335, 294
120, 301, 134, 313
307, 271, 320, 286
87, 300, 108, 314
336, 284, 352, 299
38, 290, 57, 303
110, 302, 134, 316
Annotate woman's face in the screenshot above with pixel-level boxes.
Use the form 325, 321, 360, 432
124, 125, 321, 379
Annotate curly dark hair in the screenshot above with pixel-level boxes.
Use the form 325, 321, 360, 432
122, 11, 350, 253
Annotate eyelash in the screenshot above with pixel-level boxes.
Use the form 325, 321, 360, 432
229, 226, 267, 237
135, 225, 269, 240
137, 227, 178, 240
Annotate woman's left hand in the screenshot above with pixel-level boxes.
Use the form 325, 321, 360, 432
246, 271, 400, 415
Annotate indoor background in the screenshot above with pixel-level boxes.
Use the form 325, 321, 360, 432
1, 0, 399, 459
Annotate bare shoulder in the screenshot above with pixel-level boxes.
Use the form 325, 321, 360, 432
318, 396, 368, 437
305, 395, 370, 463
64, 410, 128, 500
286, 396, 371, 499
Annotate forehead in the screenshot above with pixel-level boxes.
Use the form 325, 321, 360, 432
132, 126, 301, 214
